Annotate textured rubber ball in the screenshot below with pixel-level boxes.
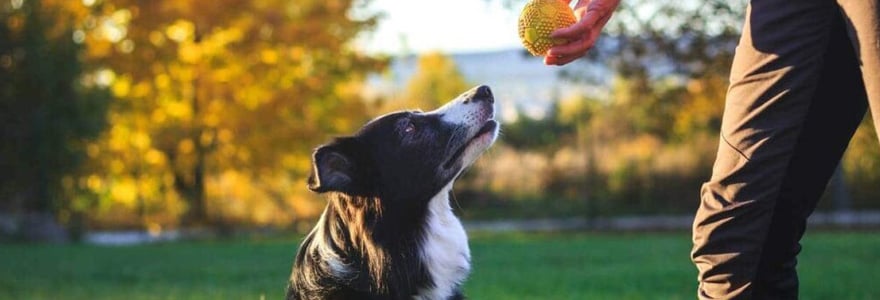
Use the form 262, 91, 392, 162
517, 0, 577, 56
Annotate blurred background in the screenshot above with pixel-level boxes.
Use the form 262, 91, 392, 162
2, 0, 880, 241
3, 0, 880, 299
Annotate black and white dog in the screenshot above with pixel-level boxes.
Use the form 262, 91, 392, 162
286, 85, 499, 300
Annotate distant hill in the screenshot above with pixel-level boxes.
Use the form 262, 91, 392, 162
365, 48, 608, 121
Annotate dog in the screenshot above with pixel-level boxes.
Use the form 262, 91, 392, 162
286, 85, 499, 300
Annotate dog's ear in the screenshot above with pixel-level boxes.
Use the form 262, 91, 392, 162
307, 138, 368, 194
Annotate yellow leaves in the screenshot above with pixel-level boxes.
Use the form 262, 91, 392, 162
210, 67, 235, 82
236, 86, 269, 110
86, 175, 104, 192
145, 149, 165, 166
149, 31, 166, 47
110, 159, 125, 174
203, 113, 220, 127
261, 49, 279, 64
178, 139, 195, 155
178, 42, 202, 63
217, 26, 244, 44
164, 100, 192, 120
168, 21, 249, 64
333, 118, 352, 133
108, 125, 129, 151
557, 95, 595, 124
199, 131, 214, 147
154, 73, 171, 89
95, 9, 131, 43
673, 77, 726, 139
110, 177, 137, 207
110, 9, 132, 25
70, 0, 386, 228
281, 154, 310, 171
166, 19, 195, 43
236, 149, 251, 163
131, 81, 151, 98
108, 124, 151, 152
131, 131, 151, 150
88, 40, 114, 58
289, 46, 306, 61
117, 39, 135, 53
151, 109, 167, 124
111, 76, 131, 97
218, 129, 234, 143
168, 63, 194, 82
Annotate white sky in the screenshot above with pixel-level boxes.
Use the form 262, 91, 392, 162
356, 0, 523, 54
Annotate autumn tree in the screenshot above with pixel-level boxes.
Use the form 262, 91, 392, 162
79, 0, 386, 227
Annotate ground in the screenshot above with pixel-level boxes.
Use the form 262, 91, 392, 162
2, 231, 878, 299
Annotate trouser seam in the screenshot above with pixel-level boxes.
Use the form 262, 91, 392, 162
720, 133, 752, 162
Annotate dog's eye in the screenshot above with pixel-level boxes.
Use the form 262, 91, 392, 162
404, 121, 416, 133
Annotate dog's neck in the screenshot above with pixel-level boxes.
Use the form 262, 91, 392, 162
416, 182, 471, 300
312, 183, 468, 299
327, 191, 430, 243
319, 191, 435, 296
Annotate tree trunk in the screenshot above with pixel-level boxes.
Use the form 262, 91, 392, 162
189, 137, 208, 225
582, 124, 598, 220
181, 35, 209, 226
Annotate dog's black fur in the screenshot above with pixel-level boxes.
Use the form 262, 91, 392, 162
287, 86, 498, 300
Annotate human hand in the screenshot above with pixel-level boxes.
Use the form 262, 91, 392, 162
543, 0, 619, 66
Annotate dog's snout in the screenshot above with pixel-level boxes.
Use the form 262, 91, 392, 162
463, 85, 494, 104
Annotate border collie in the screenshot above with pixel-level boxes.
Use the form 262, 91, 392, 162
286, 85, 499, 300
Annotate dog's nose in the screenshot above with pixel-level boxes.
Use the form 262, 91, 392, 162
465, 85, 494, 104
475, 85, 492, 100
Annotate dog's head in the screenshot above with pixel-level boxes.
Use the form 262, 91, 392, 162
307, 85, 498, 200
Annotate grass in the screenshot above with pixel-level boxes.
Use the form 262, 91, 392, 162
1, 231, 879, 299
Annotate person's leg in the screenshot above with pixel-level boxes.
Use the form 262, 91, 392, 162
751, 9, 869, 298
837, 0, 880, 135
691, 1, 866, 299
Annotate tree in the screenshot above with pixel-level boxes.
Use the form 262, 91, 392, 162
0, 0, 110, 238
504, 101, 574, 152
387, 52, 471, 111
78, 0, 386, 227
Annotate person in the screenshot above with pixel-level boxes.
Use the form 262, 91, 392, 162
547, 0, 880, 299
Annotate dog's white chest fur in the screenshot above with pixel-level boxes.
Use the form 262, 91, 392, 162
415, 183, 470, 300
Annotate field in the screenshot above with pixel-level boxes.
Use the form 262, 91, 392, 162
2, 231, 879, 299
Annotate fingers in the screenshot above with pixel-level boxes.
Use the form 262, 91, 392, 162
544, 53, 580, 66
546, 21, 601, 61
548, 34, 592, 56
550, 10, 600, 40
544, 37, 593, 66
543, 0, 619, 66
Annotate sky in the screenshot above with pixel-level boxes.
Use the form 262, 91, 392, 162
356, 0, 523, 55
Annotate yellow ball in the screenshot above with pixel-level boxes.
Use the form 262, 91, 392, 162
517, 0, 577, 56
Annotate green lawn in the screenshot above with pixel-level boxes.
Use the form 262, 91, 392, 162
1, 231, 878, 299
